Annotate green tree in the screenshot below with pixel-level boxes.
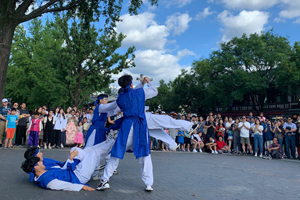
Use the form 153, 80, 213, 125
0, 0, 158, 104
6, 16, 135, 108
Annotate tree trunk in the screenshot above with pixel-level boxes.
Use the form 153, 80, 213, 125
0, 18, 17, 106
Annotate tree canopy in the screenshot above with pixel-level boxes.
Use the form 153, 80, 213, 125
147, 31, 299, 115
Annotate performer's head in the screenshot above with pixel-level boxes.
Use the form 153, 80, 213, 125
96, 94, 109, 105
24, 147, 43, 161
21, 156, 44, 175
118, 75, 133, 89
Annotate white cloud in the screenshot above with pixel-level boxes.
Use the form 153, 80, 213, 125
116, 12, 169, 50
218, 10, 269, 42
111, 50, 191, 86
274, 17, 286, 23
166, 13, 192, 35
165, 0, 193, 8
293, 18, 300, 24
279, 0, 300, 19
177, 49, 196, 58
195, 7, 216, 20
113, 12, 195, 86
221, 0, 279, 10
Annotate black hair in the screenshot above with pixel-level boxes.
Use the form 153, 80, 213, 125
20, 102, 26, 105
33, 111, 39, 116
21, 157, 40, 174
11, 108, 17, 112
24, 147, 39, 159
118, 75, 133, 88
48, 109, 53, 114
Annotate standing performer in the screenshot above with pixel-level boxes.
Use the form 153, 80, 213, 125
96, 75, 158, 192
84, 94, 119, 148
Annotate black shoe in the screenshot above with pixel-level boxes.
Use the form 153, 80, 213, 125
0, 144, 2, 147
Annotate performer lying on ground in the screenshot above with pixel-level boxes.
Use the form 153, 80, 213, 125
21, 139, 115, 191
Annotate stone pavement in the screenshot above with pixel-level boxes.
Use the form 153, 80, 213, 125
0, 147, 299, 200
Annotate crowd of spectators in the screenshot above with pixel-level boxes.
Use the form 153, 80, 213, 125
1, 97, 300, 160
150, 111, 300, 160
0, 98, 97, 149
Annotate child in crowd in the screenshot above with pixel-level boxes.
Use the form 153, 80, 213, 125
82, 117, 90, 139
216, 119, 225, 138
161, 129, 169, 151
5, 108, 18, 149
27, 112, 42, 147
191, 130, 204, 152
216, 136, 231, 154
177, 130, 185, 151
206, 136, 218, 154
74, 121, 84, 147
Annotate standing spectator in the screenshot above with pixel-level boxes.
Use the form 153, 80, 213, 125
65, 107, 71, 118
216, 119, 225, 138
43, 110, 55, 149
0, 98, 11, 147
36, 107, 45, 148
264, 119, 274, 154
82, 117, 90, 139
249, 118, 255, 151
4, 108, 18, 149
232, 118, 241, 153
27, 112, 42, 147
66, 109, 77, 146
216, 136, 231, 154
177, 130, 185, 151
60, 108, 67, 148
265, 138, 282, 159
225, 117, 234, 150
15, 102, 30, 146
205, 116, 216, 143
184, 129, 192, 152
217, 113, 222, 121
296, 120, 300, 159
186, 113, 192, 122
252, 119, 264, 157
206, 136, 218, 154
74, 121, 84, 147
238, 116, 253, 155
197, 116, 205, 134
259, 112, 266, 122
283, 116, 297, 159
206, 111, 213, 121
86, 108, 93, 125
271, 121, 284, 156
249, 112, 254, 120
42, 105, 48, 115
8, 102, 20, 147
53, 108, 64, 148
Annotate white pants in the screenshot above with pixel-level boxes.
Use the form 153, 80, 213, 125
84, 129, 96, 148
102, 127, 154, 186
73, 140, 115, 184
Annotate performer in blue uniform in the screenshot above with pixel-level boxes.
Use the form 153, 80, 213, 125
21, 139, 115, 191
96, 75, 158, 192
85, 94, 119, 148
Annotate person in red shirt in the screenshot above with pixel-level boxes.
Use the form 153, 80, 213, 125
216, 136, 230, 154
216, 119, 225, 138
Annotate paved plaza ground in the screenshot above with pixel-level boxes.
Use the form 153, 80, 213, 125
0, 147, 299, 200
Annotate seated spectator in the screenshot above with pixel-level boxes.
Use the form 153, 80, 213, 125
206, 136, 217, 154
216, 136, 231, 154
191, 130, 204, 153
265, 138, 282, 159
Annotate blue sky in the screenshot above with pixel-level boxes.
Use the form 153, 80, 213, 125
105, 0, 300, 86
23, 0, 300, 86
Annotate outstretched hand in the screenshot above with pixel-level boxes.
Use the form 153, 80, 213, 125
142, 77, 150, 85
82, 185, 95, 191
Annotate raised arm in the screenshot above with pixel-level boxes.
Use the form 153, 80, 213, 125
144, 82, 158, 100
98, 102, 120, 117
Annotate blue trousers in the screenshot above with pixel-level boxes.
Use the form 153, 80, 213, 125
254, 134, 263, 154
285, 135, 296, 158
